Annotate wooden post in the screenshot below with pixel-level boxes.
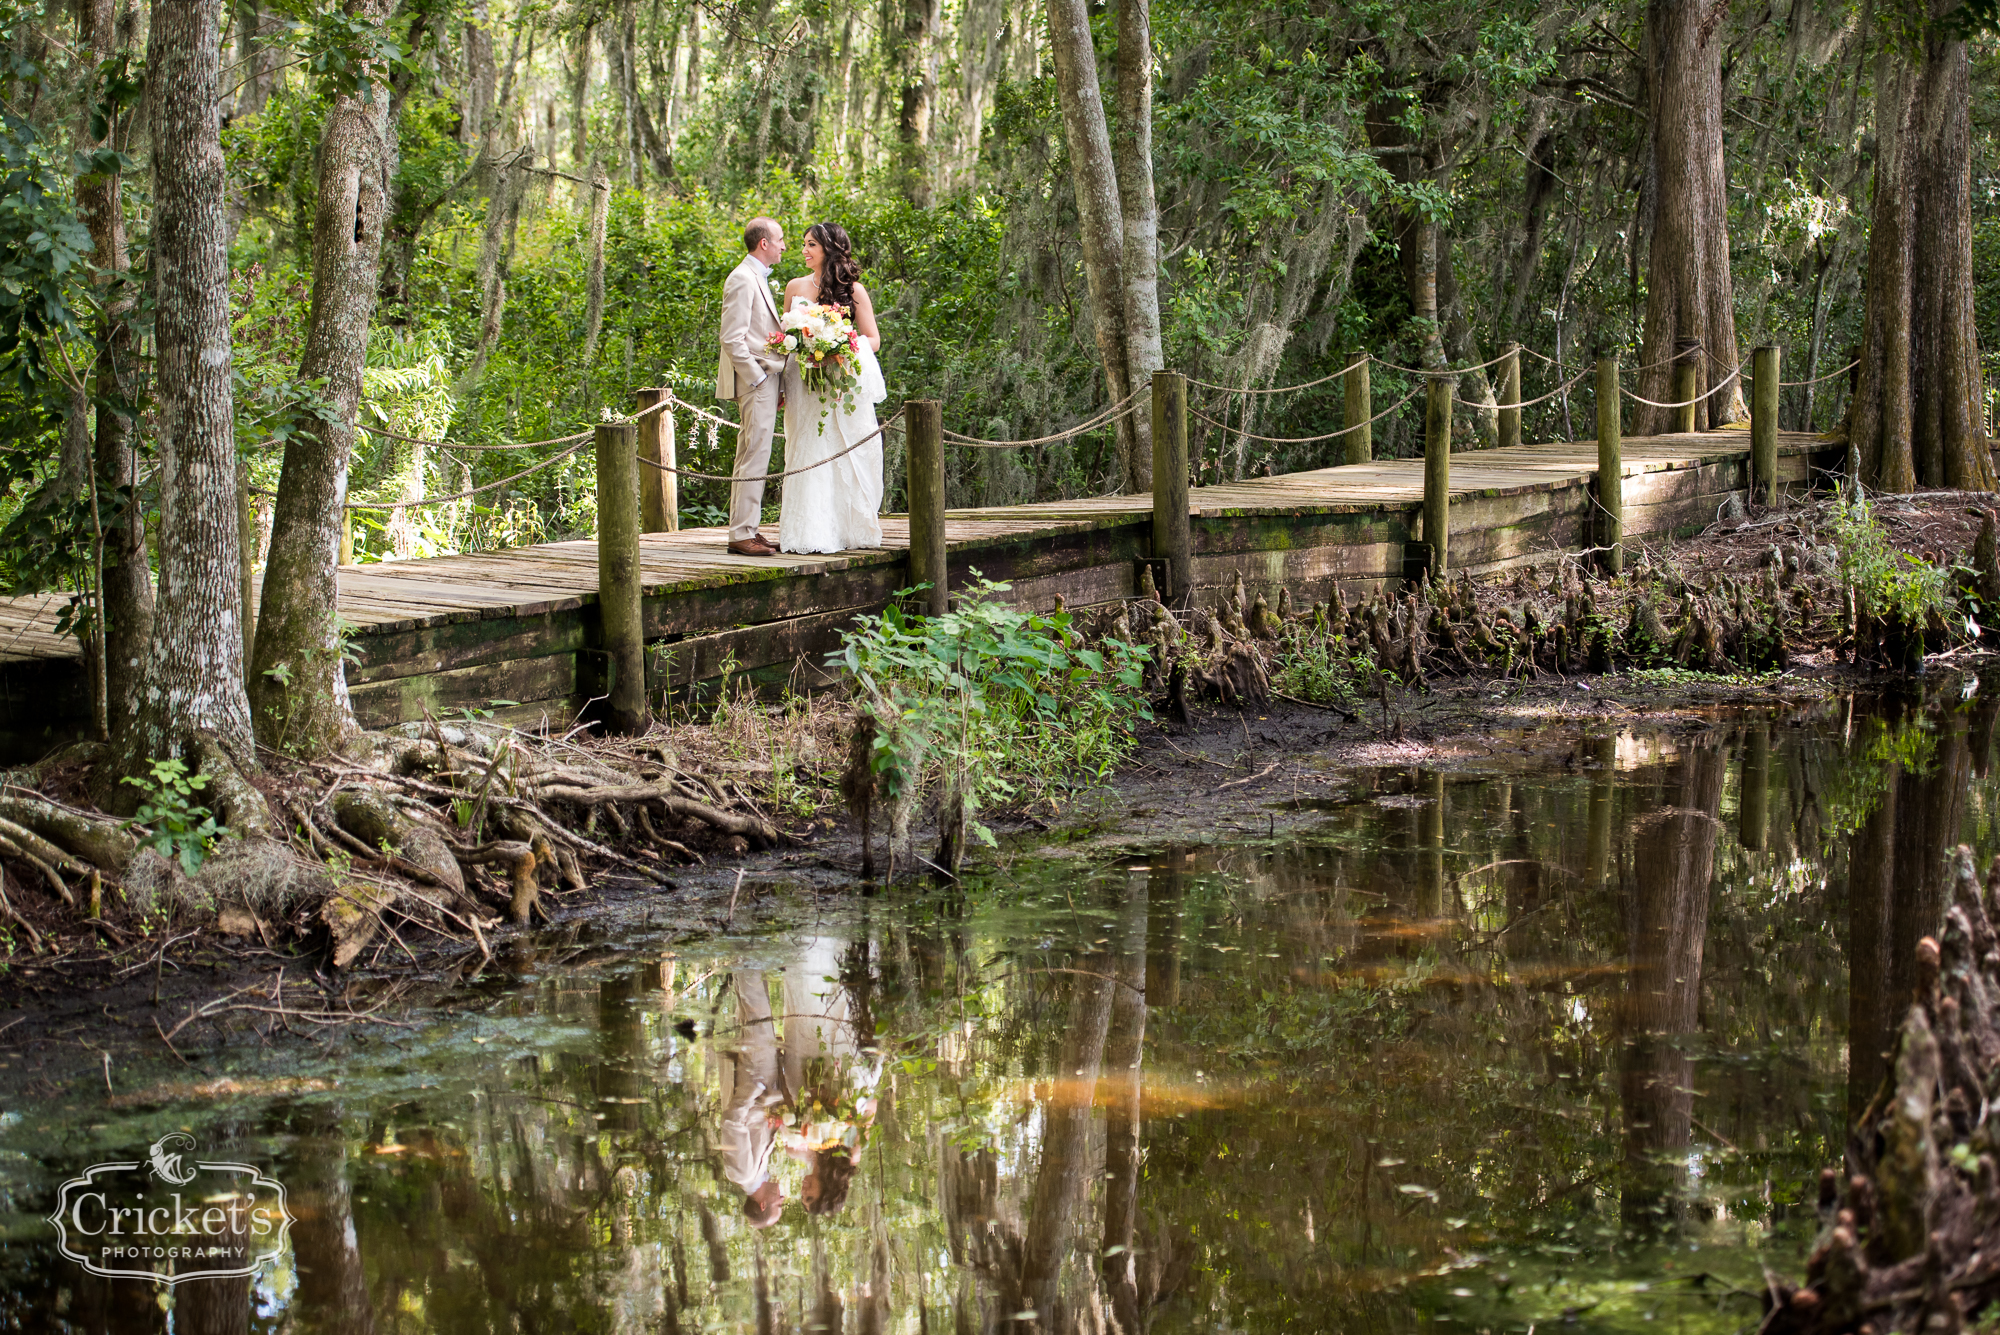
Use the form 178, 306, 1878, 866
1498, 342, 1522, 451
1672, 337, 1701, 434
1751, 345, 1780, 507
338, 514, 353, 566
1422, 375, 1451, 576
634, 388, 679, 532
595, 421, 648, 734
906, 400, 947, 617
1596, 356, 1623, 575
1151, 370, 1192, 602
1342, 352, 1371, 465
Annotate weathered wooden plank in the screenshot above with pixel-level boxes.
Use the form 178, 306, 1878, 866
646, 606, 868, 697
347, 608, 591, 684
348, 653, 578, 729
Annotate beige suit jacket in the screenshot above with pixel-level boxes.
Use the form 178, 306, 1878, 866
715, 255, 785, 401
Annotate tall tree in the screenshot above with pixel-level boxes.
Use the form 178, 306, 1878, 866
1851, 2, 1998, 492
248, 0, 396, 752
118, 0, 257, 780
1113, 0, 1161, 492
76, 0, 154, 736
1047, 0, 1163, 492
893, 0, 940, 204
1632, 0, 1747, 435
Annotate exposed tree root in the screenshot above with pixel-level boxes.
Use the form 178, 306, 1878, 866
1765, 848, 2000, 1333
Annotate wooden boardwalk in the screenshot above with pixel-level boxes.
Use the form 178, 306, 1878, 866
0, 428, 1840, 757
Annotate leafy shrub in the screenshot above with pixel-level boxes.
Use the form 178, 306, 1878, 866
121, 759, 226, 875
833, 576, 1151, 844
1274, 615, 1374, 706
1829, 488, 1953, 627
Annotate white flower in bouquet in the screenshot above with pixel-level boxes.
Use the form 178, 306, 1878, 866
766, 302, 864, 414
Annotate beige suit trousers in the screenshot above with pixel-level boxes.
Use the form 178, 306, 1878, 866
729, 370, 782, 540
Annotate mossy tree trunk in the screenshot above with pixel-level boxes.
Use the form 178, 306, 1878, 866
248, 0, 395, 753
121, 0, 256, 773
76, 0, 154, 739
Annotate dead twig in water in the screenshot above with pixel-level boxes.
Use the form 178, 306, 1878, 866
1217, 762, 1281, 791
160, 979, 413, 1044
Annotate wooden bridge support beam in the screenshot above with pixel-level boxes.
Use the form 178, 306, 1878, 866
594, 421, 649, 734
1151, 370, 1192, 602
1423, 375, 1452, 576
1752, 345, 1780, 507
1596, 356, 1623, 575
906, 400, 948, 617
1344, 352, 1371, 465
1499, 343, 1522, 452
634, 387, 679, 532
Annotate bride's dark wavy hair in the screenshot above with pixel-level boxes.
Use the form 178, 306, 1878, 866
808, 222, 862, 315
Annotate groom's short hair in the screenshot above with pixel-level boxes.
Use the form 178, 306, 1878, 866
743, 217, 780, 252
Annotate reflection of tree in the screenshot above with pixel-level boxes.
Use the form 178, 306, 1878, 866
1101, 870, 1149, 1334
1849, 704, 1978, 1123
1619, 742, 1725, 1230
286, 1105, 374, 1335
1017, 959, 1114, 1328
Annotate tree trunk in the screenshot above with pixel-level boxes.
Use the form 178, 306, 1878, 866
463, 151, 526, 387
230, 0, 284, 121
1912, 16, 1995, 489
569, 23, 594, 171
463, 0, 496, 153
894, 0, 939, 205
76, 0, 154, 740
123, 0, 257, 771
582, 162, 610, 362
1113, 0, 1159, 493
248, 0, 394, 754
1851, 7, 1996, 493
1633, 0, 1746, 435
1046, 0, 1137, 492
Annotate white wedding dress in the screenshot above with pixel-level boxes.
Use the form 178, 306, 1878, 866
779, 297, 887, 554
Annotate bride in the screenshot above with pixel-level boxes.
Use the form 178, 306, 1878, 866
778, 223, 887, 554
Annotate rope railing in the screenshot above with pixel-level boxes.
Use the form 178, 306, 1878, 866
1367, 348, 1521, 378
1619, 364, 1744, 410
1190, 356, 1369, 397
343, 437, 592, 511
1188, 386, 1423, 444
357, 396, 672, 454
636, 405, 906, 483
1452, 367, 1592, 413
940, 383, 1148, 447
1777, 358, 1860, 388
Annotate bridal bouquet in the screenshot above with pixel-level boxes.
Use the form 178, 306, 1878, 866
766, 302, 864, 413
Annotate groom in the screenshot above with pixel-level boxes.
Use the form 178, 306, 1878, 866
716, 217, 788, 556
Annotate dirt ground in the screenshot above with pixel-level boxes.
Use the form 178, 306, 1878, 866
0, 488, 1985, 1106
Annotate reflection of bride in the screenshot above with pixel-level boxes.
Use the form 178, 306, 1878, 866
780, 936, 880, 1215
714, 937, 881, 1225
777, 222, 887, 555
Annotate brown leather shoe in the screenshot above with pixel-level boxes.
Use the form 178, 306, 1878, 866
727, 535, 779, 556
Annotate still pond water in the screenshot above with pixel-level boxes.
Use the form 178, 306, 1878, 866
4, 688, 1999, 1334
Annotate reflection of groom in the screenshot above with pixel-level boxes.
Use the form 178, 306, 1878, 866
716, 217, 788, 556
